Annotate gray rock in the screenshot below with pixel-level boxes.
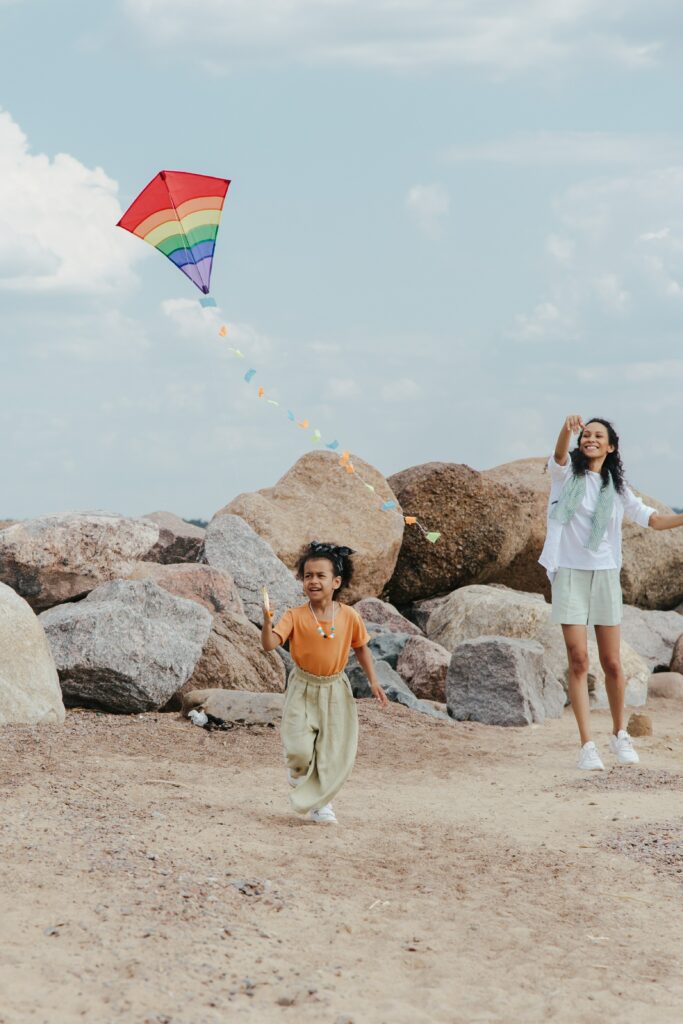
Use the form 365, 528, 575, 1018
0, 582, 65, 725
648, 672, 683, 700
344, 632, 412, 675
347, 659, 449, 721
40, 579, 212, 713
353, 597, 423, 636
447, 636, 565, 727
409, 595, 447, 634
182, 689, 284, 727
204, 513, 303, 626
0, 511, 160, 612
396, 635, 451, 702
348, 658, 415, 703
620, 604, 683, 672
140, 511, 205, 564
419, 584, 551, 653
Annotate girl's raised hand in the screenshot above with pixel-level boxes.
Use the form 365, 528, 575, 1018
565, 414, 584, 435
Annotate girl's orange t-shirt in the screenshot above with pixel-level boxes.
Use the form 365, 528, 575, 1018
273, 602, 370, 677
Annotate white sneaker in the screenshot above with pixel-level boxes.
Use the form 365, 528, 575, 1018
609, 730, 639, 766
308, 803, 337, 824
577, 741, 605, 771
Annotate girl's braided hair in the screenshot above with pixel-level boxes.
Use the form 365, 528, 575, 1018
296, 541, 355, 594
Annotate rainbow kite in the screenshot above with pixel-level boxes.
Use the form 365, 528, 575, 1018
117, 170, 230, 295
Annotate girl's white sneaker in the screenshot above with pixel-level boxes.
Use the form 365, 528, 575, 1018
577, 741, 605, 771
308, 803, 337, 824
609, 730, 639, 766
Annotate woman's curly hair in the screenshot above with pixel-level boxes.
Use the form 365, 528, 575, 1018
296, 541, 355, 594
570, 417, 626, 495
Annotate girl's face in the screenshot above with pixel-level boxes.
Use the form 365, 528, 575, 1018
579, 421, 615, 461
302, 558, 342, 603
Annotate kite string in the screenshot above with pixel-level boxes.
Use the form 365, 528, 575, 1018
214, 319, 441, 543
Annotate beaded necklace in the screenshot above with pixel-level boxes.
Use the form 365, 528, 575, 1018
308, 600, 336, 640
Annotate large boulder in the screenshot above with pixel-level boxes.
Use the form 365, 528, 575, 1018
126, 563, 283, 707
385, 462, 533, 605
203, 514, 303, 626
0, 582, 65, 725
447, 636, 565, 726
354, 597, 423, 636
176, 610, 285, 706
482, 457, 552, 599
396, 636, 451, 702
217, 450, 403, 603
418, 585, 551, 652
182, 689, 284, 727
140, 512, 205, 564
0, 512, 159, 612
40, 579, 212, 713
620, 605, 683, 673
127, 562, 244, 616
621, 493, 683, 609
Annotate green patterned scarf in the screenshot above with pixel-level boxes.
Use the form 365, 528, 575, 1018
550, 470, 615, 551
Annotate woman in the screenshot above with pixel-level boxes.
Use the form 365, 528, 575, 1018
539, 415, 683, 770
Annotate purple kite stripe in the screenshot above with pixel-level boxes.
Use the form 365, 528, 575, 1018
168, 240, 215, 268
177, 256, 213, 293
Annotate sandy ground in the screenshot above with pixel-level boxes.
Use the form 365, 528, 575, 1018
1, 699, 683, 1024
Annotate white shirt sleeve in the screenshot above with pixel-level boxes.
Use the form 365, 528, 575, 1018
622, 486, 656, 528
547, 454, 572, 483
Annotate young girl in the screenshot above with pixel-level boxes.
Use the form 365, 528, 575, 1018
261, 541, 388, 823
539, 415, 683, 770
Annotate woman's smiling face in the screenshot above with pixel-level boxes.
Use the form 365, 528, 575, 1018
579, 421, 615, 461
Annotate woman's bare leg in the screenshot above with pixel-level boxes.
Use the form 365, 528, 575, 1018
594, 624, 625, 735
562, 624, 592, 745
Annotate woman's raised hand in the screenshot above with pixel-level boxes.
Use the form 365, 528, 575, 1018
564, 414, 584, 435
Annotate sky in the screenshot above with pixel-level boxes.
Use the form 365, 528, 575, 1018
1, 0, 683, 520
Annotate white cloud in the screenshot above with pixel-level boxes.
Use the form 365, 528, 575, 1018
0, 109, 141, 294
446, 131, 683, 165
509, 302, 577, 343
123, 0, 671, 74
406, 184, 450, 239
380, 377, 422, 402
512, 165, 683, 340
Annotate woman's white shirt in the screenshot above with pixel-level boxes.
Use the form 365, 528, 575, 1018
557, 471, 617, 570
538, 456, 656, 582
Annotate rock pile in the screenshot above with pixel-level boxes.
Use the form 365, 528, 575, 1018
2, 448, 680, 728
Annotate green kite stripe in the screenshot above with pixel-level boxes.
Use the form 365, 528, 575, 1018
156, 225, 220, 256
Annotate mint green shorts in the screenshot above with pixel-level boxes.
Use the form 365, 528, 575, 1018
551, 568, 622, 626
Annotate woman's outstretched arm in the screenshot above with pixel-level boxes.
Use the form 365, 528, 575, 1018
554, 414, 584, 466
649, 512, 683, 531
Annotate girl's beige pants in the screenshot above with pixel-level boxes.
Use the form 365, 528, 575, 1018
280, 666, 359, 814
